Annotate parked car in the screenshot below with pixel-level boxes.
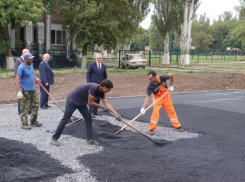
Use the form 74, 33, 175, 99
122, 54, 147, 69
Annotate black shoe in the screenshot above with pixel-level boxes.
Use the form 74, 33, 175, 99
149, 129, 155, 135
30, 120, 43, 127
176, 127, 184, 132
87, 140, 101, 146
46, 105, 52, 108
41, 106, 48, 109
94, 113, 102, 116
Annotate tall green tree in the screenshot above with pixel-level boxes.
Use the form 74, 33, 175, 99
0, 0, 45, 69
130, 29, 149, 51
191, 13, 213, 50
235, 0, 245, 20
152, 0, 181, 64
149, 18, 163, 50
59, 0, 150, 68
210, 11, 239, 52
179, 0, 200, 66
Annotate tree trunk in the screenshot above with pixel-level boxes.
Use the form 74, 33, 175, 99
3, 27, 14, 70
81, 44, 88, 69
163, 32, 170, 64
107, 49, 112, 59
180, 0, 194, 66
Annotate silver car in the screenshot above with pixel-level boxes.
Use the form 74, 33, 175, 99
122, 54, 147, 69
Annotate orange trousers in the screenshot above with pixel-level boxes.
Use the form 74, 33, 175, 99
149, 92, 181, 131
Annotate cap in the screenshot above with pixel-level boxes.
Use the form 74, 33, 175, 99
23, 53, 35, 59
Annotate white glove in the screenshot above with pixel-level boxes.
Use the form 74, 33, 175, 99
168, 86, 174, 92
140, 108, 146, 115
17, 91, 23, 100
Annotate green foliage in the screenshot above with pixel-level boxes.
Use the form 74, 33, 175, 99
0, 0, 46, 54
149, 16, 164, 50
59, 0, 150, 51
210, 12, 240, 51
191, 13, 213, 50
230, 20, 245, 51
130, 29, 149, 50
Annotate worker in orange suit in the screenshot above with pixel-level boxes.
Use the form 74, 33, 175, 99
140, 70, 183, 135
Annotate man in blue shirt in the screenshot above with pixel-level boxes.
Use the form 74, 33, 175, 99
14, 49, 32, 115
51, 79, 121, 146
16, 53, 43, 130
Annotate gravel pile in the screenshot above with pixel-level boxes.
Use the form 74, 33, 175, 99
0, 102, 198, 182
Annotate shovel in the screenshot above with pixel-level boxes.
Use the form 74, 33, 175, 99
109, 111, 167, 146
115, 91, 169, 135
35, 78, 83, 125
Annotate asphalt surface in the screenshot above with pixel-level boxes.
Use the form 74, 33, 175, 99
64, 89, 245, 182
1, 90, 245, 182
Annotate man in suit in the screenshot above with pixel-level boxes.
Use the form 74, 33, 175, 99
86, 53, 107, 117
14, 49, 32, 115
39, 53, 55, 109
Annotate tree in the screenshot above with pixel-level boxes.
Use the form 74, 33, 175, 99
59, 0, 150, 68
0, 0, 45, 69
235, 0, 245, 20
191, 13, 213, 50
210, 12, 239, 52
152, 0, 181, 64
180, 0, 200, 66
149, 19, 164, 50
130, 29, 149, 51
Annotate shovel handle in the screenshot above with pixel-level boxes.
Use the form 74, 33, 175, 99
109, 111, 156, 143
115, 91, 169, 135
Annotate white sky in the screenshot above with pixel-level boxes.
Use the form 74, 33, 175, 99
140, 0, 241, 29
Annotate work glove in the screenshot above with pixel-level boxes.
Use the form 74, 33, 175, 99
168, 86, 174, 92
35, 78, 41, 84
102, 106, 108, 112
17, 91, 23, 100
140, 108, 146, 115
115, 113, 122, 121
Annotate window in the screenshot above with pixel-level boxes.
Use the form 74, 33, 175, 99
20, 27, 25, 43
33, 27, 37, 43
51, 30, 66, 45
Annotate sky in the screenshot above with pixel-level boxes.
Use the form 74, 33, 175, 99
140, 0, 241, 29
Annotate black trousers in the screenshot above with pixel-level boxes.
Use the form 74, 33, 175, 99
89, 97, 100, 114
40, 84, 49, 107
52, 99, 93, 141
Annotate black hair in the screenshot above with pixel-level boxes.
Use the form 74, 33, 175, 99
147, 70, 157, 77
100, 79, 113, 88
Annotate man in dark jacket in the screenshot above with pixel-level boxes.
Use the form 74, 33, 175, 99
39, 53, 55, 109
86, 53, 107, 117
14, 49, 32, 115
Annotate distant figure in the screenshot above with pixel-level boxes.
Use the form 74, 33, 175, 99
39, 53, 55, 109
16, 53, 43, 130
14, 49, 32, 115
86, 53, 107, 117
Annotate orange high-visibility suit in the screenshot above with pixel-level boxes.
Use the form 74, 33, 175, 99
149, 76, 181, 131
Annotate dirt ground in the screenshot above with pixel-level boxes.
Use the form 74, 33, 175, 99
1, 71, 245, 104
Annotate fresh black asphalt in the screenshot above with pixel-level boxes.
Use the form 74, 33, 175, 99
64, 90, 245, 182
1, 90, 245, 181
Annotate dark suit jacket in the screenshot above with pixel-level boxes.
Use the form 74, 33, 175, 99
86, 62, 107, 83
39, 60, 54, 85
14, 56, 24, 76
